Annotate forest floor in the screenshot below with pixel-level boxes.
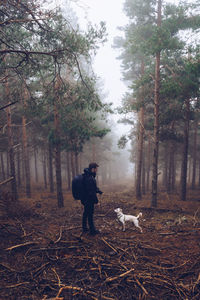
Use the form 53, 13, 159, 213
0, 183, 200, 300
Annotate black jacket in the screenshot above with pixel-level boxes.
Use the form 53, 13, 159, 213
81, 168, 101, 204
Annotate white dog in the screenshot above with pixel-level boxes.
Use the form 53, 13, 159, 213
114, 208, 143, 232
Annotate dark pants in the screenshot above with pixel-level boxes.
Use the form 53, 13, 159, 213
82, 201, 95, 232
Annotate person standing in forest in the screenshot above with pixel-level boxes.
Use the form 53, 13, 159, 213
81, 162, 103, 236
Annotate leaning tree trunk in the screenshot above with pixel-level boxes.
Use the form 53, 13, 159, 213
151, 0, 162, 208
180, 98, 190, 201
54, 76, 64, 208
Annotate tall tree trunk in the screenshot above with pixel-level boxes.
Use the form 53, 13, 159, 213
1, 153, 5, 181
79, 152, 82, 174
6, 105, 18, 201
146, 135, 151, 192
48, 142, 54, 193
180, 98, 190, 201
75, 152, 79, 175
66, 151, 71, 191
54, 76, 64, 208
6, 151, 9, 177
151, 0, 162, 207
43, 149, 47, 189
142, 145, 146, 195
22, 85, 31, 197
5, 76, 18, 201
22, 114, 31, 197
136, 61, 145, 199
34, 147, 38, 183
17, 148, 21, 187
198, 157, 200, 189
191, 119, 197, 189
136, 107, 145, 199
171, 146, 176, 191
71, 151, 75, 179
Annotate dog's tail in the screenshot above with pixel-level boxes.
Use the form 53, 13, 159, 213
137, 212, 142, 219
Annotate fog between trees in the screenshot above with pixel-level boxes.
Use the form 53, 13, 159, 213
0, 0, 200, 208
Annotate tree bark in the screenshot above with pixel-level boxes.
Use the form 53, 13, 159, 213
1, 153, 5, 181
5, 75, 18, 201
136, 108, 145, 199
136, 61, 145, 199
22, 85, 31, 197
22, 114, 31, 197
34, 147, 38, 183
198, 157, 200, 189
6, 105, 18, 201
66, 151, 71, 191
43, 149, 47, 189
17, 148, 21, 187
54, 76, 64, 208
171, 146, 176, 191
151, 0, 162, 208
71, 151, 75, 179
146, 136, 151, 191
142, 146, 146, 195
75, 152, 79, 175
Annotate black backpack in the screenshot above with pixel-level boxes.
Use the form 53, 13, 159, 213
72, 174, 85, 200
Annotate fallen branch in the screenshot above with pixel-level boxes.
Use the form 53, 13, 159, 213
101, 237, 118, 253
5, 241, 36, 251
105, 268, 135, 283
134, 275, 148, 295
5, 282, 29, 288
